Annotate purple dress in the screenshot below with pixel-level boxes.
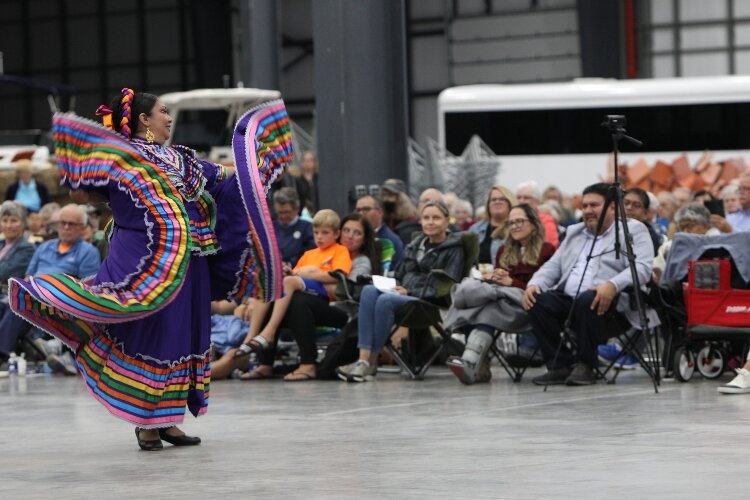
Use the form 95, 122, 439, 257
9, 103, 293, 428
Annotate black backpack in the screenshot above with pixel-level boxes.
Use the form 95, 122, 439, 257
316, 319, 360, 379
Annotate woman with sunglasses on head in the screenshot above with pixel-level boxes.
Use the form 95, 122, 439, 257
445, 204, 555, 385
9, 88, 291, 450
336, 200, 465, 382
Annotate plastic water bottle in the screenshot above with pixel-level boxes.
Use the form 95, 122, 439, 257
16, 353, 27, 376
7, 353, 18, 375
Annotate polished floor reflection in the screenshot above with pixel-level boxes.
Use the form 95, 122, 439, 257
1, 366, 746, 499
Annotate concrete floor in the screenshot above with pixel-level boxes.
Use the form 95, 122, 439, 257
1, 366, 747, 499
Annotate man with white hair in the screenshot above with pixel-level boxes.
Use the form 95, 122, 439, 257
0, 204, 100, 374
516, 181, 559, 247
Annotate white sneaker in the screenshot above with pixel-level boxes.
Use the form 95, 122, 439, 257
337, 360, 376, 383
47, 351, 78, 376
718, 368, 750, 394
336, 361, 359, 382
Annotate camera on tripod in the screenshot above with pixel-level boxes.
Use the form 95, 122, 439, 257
602, 114, 627, 132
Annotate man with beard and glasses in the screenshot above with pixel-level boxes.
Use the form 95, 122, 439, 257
522, 183, 654, 386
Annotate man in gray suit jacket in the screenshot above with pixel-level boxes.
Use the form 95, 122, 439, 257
522, 183, 654, 386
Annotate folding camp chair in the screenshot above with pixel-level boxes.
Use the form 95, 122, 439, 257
384, 231, 479, 380
488, 330, 542, 382
550, 286, 662, 392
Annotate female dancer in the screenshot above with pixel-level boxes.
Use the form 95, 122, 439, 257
9, 88, 291, 450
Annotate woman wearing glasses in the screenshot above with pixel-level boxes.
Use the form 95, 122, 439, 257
445, 204, 555, 384
468, 185, 517, 273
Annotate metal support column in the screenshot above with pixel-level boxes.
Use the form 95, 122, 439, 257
313, 0, 410, 215
239, 0, 280, 90
576, 0, 625, 78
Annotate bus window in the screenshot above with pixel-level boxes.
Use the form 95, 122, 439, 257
444, 102, 750, 156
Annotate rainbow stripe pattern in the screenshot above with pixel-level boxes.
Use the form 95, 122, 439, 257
229, 99, 294, 302
8, 101, 292, 427
10, 112, 191, 326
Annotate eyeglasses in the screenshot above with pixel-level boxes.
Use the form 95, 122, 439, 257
489, 197, 509, 204
356, 206, 375, 213
58, 220, 83, 228
508, 218, 530, 227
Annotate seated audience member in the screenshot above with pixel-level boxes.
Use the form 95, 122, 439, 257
395, 188, 461, 243
443, 191, 458, 213
380, 178, 418, 238
234, 209, 352, 360
336, 200, 465, 383
38, 202, 61, 241
672, 187, 692, 211
655, 191, 677, 236
0, 201, 35, 284
451, 198, 475, 230
444, 204, 555, 384
25, 211, 45, 245
726, 172, 750, 232
721, 185, 741, 215
646, 192, 668, 241
652, 203, 721, 283
469, 185, 517, 269
269, 169, 307, 219
516, 181, 559, 247
242, 213, 382, 381
624, 187, 662, 253
0, 204, 100, 371
206, 299, 254, 380
356, 194, 404, 266
692, 190, 715, 203
522, 183, 654, 386
543, 185, 576, 226
5, 159, 49, 213
272, 187, 315, 266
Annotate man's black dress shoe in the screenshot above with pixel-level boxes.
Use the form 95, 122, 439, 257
135, 428, 163, 451
158, 427, 201, 446
565, 363, 596, 386
531, 367, 572, 386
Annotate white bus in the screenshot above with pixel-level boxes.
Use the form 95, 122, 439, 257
437, 76, 750, 195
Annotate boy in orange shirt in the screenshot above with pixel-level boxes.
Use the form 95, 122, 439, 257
235, 209, 351, 357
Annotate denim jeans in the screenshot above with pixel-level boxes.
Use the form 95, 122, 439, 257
357, 284, 417, 353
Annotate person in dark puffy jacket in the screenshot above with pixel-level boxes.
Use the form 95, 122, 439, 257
336, 200, 465, 382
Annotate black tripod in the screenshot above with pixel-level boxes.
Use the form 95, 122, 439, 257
546, 115, 660, 393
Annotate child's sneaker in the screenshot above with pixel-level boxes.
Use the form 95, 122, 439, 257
614, 354, 638, 370
597, 341, 622, 364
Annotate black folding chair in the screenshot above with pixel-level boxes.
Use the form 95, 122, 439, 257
488, 330, 543, 382
384, 232, 479, 380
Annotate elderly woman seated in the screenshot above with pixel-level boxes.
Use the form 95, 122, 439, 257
444, 204, 555, 385
652, 203, 721, 283
0, 201, 36, 365
0, 201, 36, 285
